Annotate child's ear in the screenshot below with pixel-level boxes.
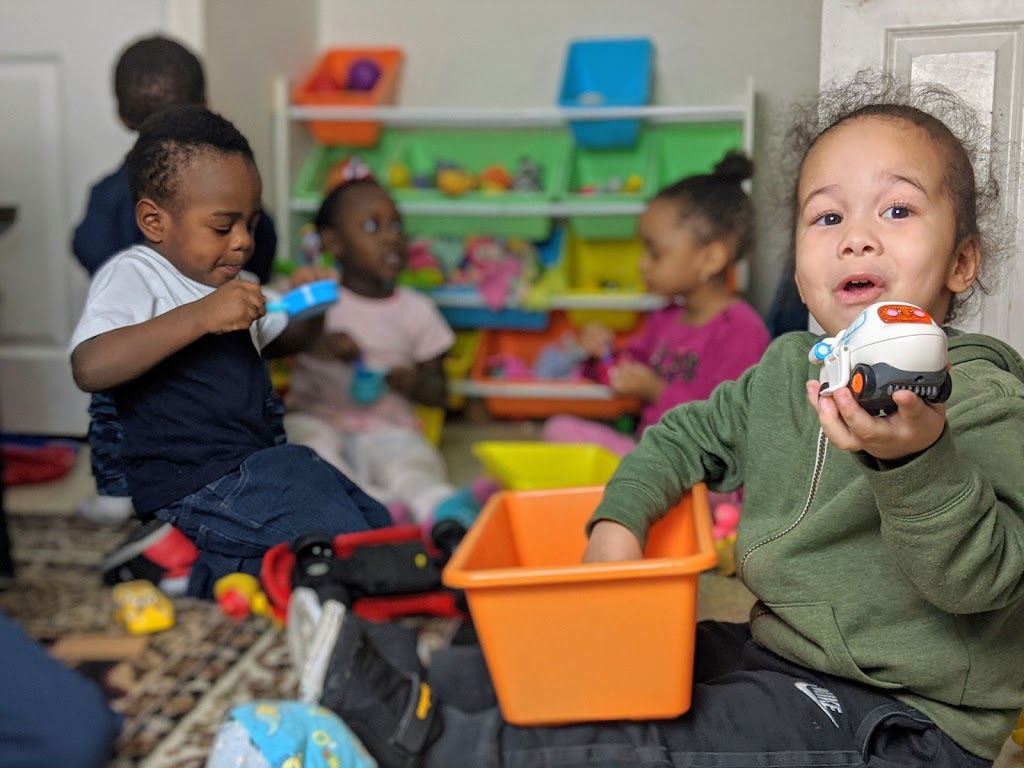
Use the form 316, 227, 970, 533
702, 240, 733, 282
136, 199, 166, 243
319, 228, 344, 259
946, 235, 981, 294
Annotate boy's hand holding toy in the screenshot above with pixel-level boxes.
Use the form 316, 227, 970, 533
200, 279, 267, 334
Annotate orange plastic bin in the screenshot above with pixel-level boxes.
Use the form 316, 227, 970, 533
442, 484, 717, 725
293, 47, 404, 147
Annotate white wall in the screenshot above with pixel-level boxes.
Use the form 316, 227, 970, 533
313, 0, 824, 312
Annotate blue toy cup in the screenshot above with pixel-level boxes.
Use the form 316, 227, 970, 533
350, 362, 388, 405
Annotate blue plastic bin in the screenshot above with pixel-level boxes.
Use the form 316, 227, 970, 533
558, 37, 654, 149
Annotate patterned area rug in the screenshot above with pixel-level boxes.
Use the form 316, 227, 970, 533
1, 512, 461, 767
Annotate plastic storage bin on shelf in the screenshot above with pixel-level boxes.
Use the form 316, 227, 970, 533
653, 121, 745, 186
472, 441, 620, 490
292, 132, 400, 207
293, 47, 404, 147
388, 128, 571, 239
469, 311, 639, 419
558, 37, 654, 149
442, 484, 716, 725
564, 130, 656, 239
562, 229, 645, 330
444, 330, 482, 409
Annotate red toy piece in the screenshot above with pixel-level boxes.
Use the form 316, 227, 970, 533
260, 525, 466, 624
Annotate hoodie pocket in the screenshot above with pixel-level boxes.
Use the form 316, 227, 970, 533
755, 601, 901, 691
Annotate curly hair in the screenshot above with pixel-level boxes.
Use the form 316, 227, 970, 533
114, 35, 205, 130
781, 70, 1005, 323
654, 150, 756, 264
126, 105, 255, 211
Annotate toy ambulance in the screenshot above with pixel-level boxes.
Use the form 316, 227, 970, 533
808, 302, 951, 415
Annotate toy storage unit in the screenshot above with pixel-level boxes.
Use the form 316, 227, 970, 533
442, 484, 717, 725
273, 55, 754, 419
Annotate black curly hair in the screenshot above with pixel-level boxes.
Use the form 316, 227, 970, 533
781, 70, 1004, 323
114, 35, 205, 130
126, 105, 255, 211
314, 178, 385, 232
654, 150, 756, 263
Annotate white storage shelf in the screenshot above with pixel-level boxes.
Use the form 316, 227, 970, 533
271, 76, 754, 401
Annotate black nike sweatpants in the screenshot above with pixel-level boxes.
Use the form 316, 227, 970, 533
421, 621, 989, 768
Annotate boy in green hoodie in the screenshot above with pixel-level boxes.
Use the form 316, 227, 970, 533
296, 74, 1024, 768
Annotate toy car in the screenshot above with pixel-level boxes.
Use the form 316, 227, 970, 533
112, 579, 175, 635
808, 302, 952, 415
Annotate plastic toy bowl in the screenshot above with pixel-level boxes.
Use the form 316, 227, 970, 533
266, 279, 339, 320
442, 484, 717, 724
472, 441, 621, 490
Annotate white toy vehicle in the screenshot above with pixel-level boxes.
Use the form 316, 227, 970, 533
808, 302, 951, 415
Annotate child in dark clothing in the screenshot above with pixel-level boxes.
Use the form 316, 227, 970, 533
69, 106, 390, 599
72, 34, 278, 524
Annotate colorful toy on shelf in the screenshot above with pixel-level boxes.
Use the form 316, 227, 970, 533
386, 161, 412, 189
808, 301, 951, 415
436, 166, 477, 196
112, 579, 175, 635
214, 573, 277, 622
710, 496, 741, 577
479, 164, 512, 192
265, 279, 339, 320
345, 57, 382, 91
511, 157, 543, 192
307, 68, 343, 93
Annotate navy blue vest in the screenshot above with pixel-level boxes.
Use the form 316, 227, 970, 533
115, 330, 276, 513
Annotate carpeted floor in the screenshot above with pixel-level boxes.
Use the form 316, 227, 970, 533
1, 511, 464, 767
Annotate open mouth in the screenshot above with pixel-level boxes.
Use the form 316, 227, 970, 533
836, 274, 884, 303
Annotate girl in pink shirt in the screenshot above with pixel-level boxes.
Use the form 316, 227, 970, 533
545, 152, 771, 451
284, 178, 470, 529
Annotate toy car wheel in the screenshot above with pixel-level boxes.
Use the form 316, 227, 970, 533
935, 370, 953, 404
850, 364, 875, 402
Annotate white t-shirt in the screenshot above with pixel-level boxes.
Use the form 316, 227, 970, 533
70, 244, 286, 355
285, 285, 455, 431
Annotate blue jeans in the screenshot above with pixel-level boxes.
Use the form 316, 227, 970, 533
87, 391, 129, 498
156, 444, 391, 598
88, 389, 288, 502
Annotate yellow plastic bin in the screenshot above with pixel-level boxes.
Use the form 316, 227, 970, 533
472, 441, 620, 490
442, 484, 717, 725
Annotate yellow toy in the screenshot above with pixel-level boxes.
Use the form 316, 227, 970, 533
1013, 708, 1024, 747
386, 162, 412, 189
623, 173, 643, 193
112, 579, 175, 635
436, 167, 477, 196
214, 572, 278, 623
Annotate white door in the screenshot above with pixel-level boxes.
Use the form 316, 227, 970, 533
0, 0, 165, 436
820, 0, 1024, 352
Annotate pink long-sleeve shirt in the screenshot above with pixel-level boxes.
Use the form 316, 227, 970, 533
623, 300, 770, 432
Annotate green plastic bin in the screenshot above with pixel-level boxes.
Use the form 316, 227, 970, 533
388, 127, 571, 239
564, 130, 657, 239
653, 121, 745, 187
291, 130, 400, 208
